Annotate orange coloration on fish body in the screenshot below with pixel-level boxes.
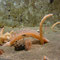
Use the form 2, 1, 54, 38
3, 14, 53, 50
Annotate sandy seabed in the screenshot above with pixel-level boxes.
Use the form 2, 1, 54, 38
0, 27, 60, 60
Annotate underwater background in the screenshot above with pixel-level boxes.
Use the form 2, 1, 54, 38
0, 0, 60, 27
